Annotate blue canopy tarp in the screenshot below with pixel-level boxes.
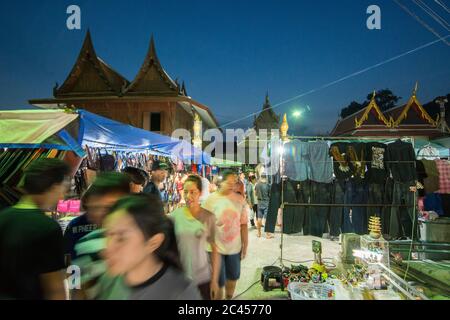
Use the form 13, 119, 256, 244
79, 110, 210, 164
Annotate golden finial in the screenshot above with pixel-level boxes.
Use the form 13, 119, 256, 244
368, 216, 382, 239
372, 90, 376, 100
280, 113, 289, 141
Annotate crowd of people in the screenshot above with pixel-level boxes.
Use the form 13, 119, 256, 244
0, 158, 274, 300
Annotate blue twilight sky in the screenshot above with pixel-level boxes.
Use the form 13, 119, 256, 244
0, 0, 449, 134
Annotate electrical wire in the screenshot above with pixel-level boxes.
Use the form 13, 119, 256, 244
434, 0, 450, 13
394, 0, 450, 45
232, 257, 279, 300
219, 34, 449, 128
413, 0, 450, 31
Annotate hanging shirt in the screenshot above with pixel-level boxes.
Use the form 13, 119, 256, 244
436, 160, 450, 194
386, 140, 417, 183
283, 140, 310, 181
417, 146, 439, 160
365, 142, 388, 184
421, 160, 439, 194
330, 142, 352, 181
347, 142, 366, 183
308, 141, 333, 183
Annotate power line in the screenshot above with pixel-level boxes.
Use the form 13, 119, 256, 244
394, 0, 450, 45
413, 0, 450, 31
219, 34, 450, 128
434, 0, 450, 13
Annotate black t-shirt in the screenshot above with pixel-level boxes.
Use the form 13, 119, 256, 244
143, 181, 162, 200
347, 142, 366, 183
329, 142, 352, 181
0, 207, 65, 300
365, 142, 388, 184
386, 140, 417, 183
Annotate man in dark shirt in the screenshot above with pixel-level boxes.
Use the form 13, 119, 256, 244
63, 172, 131, 262
143, 160, 169, 200
0, 158, 70, 300
122, 166, 148, 193
255, 175, 271, 238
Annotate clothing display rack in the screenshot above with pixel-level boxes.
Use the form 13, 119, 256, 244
271, 136, 417, 268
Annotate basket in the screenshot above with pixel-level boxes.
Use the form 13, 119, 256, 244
287, 282, 335, 300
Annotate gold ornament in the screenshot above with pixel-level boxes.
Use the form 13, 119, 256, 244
368, 216, 382, 239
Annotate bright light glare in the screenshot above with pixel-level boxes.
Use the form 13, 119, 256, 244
293, 110, 302, 118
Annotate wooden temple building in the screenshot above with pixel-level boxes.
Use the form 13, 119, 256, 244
253, 92, 280, 133
29, 31, 218, 137
331, 85, 450, 139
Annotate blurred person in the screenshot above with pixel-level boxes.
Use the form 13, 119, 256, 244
199, 176, 211, 203
63, 172, 131, 262
238, 172, 247, 194
203, 171, 249, 300
171, 175, 220, 300
143, 160, 169, 200
209, 176, 219, 193
255, 175, 272, 239
122, 167, 148, 193
0, 159, 70, 300
104, 194, 201, 300
246, 175, 257, 227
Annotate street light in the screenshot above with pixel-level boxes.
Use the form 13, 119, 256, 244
292, 110, 302, 118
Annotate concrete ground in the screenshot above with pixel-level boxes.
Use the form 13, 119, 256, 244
233, 225, 342, 300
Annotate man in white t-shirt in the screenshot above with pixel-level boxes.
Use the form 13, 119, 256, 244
202, 171, 249, 300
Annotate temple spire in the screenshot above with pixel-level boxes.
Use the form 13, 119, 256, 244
263, 91, 271, 110
124, 34, 179, 96
413, 81, 419, 97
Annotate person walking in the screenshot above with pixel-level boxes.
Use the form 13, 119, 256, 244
104, 194, 201, 300
202, 171, 249, 300
0, 158, 71, 300
171, 175, 220, 300
255, 175, 272, 239
246, 175, 258, 227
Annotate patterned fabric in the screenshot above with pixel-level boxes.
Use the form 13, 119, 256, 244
436, 160, 450, 194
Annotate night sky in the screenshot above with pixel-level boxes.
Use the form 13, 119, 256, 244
0, 0, 449, 134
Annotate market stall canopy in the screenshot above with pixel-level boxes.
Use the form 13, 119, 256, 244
79, 110, 210, 164
0, 107, 210, 164
0, 109, 83, 155
211, 157, 243, 168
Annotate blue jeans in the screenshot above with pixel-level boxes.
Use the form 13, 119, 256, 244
342, 181, 368, 235
329, 181, 345, 237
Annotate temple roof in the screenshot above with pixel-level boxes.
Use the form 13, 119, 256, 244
54, 31, 129, 97
254, 93, 280, 131
387, 88, 438, 127
331, 86, 443, 137
124, 36, 179, 96
354, 92, 393, 128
